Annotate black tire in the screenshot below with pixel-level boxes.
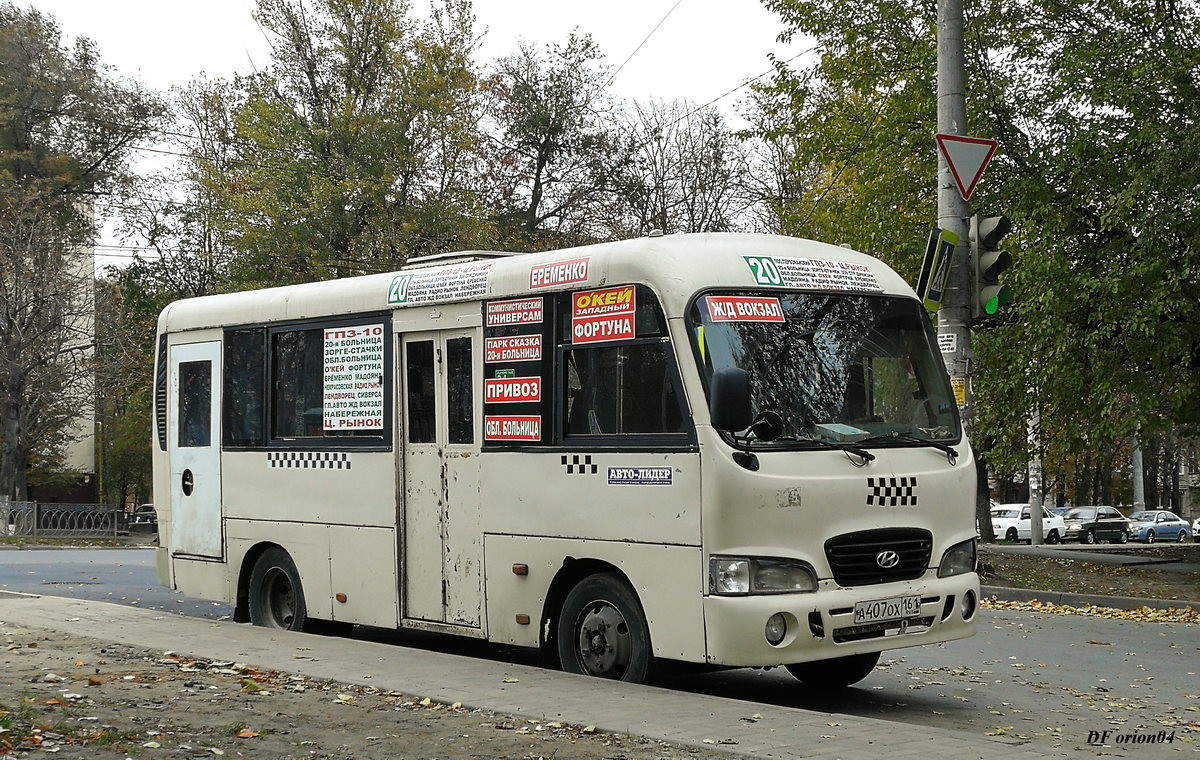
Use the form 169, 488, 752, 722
786, 651, 881, 689
248, 547, 309, 631
1082, 529, 1096, 545
1117, 530, 1129, 544
1046, 529, 1060, 544
1178, 530, 1188, 543
1005, 528, 1018, 542
1146, 530, 1156, 544
557, 573, 652, 683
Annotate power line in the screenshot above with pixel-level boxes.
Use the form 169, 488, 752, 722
605, 0, 685, 87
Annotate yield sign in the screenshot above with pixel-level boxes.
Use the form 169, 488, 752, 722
936, 134, 998, 201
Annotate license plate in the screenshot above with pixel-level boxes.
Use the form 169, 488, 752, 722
853, 595, 921, 624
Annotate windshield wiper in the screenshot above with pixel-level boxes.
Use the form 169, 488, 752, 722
856, 432, 959, 464
772, 435, 876, 462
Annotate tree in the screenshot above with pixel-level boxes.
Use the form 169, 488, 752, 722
757, 0, 1200, 503
602, 100, 751, 238
484, 33, 620, 248
201, 0, 493, 288
0, 4, 166, 502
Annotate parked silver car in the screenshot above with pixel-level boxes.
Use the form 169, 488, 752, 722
1128, 510, 1192, 543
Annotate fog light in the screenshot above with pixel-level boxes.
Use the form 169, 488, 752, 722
765, 613, 787, 645
961, 589, 977, 621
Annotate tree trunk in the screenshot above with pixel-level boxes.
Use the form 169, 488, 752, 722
1075, 453, 1092, 506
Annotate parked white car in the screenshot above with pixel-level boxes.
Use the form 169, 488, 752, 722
991, 503, 1067, 544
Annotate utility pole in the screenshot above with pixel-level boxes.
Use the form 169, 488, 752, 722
1131, 429, 1145, 510
936, 0, 971, 427
936, 0, 990, 535
1028, 412, 1045, 544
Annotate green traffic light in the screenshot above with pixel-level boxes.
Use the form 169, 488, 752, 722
982, 285, 1013, 315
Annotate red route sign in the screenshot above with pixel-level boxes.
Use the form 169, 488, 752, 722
484, 377, 541, 404
935, 134, 998, 201
485, 335, 542, 363
530, 258, 589, 289
571, 285, 636, 344
486, 297, 543, 326
484, 415, 541, 441
706, 295, 785, 323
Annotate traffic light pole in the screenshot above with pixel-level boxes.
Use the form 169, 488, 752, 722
936, 0, 972, 431
937, 0, 995, 541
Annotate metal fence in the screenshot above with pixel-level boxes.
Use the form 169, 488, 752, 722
1, 502, 129, 539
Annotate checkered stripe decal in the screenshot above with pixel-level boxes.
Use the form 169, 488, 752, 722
268, 452, 352, 470
561, 454, 598, 474
867, 476, 917, 506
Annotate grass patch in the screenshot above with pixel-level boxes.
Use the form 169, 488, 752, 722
0, 537, 138, 547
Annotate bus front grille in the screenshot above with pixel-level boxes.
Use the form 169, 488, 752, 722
824, 528, 932, 586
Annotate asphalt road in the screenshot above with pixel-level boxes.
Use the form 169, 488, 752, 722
2, 548, 1197, 755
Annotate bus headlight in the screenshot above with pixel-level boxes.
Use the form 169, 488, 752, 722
937, 539, 977, 578
708, 557, 817, 595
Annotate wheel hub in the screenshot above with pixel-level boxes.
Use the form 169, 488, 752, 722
262, 567, 296, 629
576, 601, 631, 678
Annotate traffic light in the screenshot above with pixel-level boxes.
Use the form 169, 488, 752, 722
970, 214, 1013, 319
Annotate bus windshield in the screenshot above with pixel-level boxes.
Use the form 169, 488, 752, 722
690, 291, 960, 445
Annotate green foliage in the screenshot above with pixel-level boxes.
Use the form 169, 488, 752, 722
200, 0, 494, 288
0, 3, 166, 500
758, 0, 1200, 473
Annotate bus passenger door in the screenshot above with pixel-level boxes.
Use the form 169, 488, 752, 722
401, 329, 483, 628
168, 341, 223, 558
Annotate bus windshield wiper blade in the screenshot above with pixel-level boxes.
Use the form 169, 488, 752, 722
857, 432, 959, 461
773, 435, 876, 461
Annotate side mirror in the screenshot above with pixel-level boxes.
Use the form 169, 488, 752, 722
709, 368, 753, 432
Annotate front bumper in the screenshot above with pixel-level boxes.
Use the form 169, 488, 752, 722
702, 572, 979, 666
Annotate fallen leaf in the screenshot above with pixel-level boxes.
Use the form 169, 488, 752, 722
87, 678, 103, 686
141, 741, 161, 748
581, 725, 596, 734
419, 697, 432, 706
239, 678, 263, 693
235, 730, 259, 739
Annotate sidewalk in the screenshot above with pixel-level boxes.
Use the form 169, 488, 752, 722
0, 592, 1057, 760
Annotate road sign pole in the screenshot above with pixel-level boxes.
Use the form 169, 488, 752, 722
937, 0, 996, 540
936, 0, 972, 434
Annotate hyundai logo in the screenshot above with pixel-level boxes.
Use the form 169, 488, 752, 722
875, 550, 900, 569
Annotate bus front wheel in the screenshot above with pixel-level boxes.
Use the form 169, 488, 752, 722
248, 547, 309, 631
557, 573, 652, 683
785, 651, 880, 689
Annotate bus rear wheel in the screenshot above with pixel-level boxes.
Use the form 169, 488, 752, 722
557, 573, 652, 683
249, 547, 308, 631
786, 651, 880, 689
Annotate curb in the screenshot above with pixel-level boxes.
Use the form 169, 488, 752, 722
981, 584, 1199, 611
0, 544, 155, 551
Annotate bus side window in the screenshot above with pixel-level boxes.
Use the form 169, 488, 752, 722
406, 340, 437, 444
563, 343, 684, 437
446, 337, 473, 444
224, 329, 265, 446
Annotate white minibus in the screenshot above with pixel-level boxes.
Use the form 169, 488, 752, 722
153, 232, 979, 685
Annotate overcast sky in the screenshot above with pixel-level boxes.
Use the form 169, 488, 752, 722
26, 0, 806, 266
